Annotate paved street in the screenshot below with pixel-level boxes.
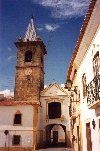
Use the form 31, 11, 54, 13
37, 148, 73, 151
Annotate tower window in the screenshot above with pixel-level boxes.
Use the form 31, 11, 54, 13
41, 56, 43, 64
48, 102, 61, 119
12, 135, 20, 145
25, 51, 32, 62
14, 113, 22, 125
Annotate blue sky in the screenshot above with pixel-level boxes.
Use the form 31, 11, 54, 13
0, 0, 90, 95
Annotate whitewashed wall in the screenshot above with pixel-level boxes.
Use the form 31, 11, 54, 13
40, 84, 71, 142
0, 105, 33, 147
75, 26, 100, 151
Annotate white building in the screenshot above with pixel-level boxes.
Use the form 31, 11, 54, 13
65, 0, 100, 151
0, 104, 34, 148
40, 83, 71, 147
0, 83, 71, 150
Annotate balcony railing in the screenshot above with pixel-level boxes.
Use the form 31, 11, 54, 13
87, 75, 100, 108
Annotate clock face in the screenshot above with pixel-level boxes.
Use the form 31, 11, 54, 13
25, 69, 32, 75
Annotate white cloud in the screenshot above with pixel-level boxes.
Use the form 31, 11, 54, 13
45, 24, 60, 32
60, 84, 65, 88
33, 0, 89, 19
37, 27, 44, 31
44, 85, 47, 89
37, 23, 60, 32
7, 55, 16, 61
8, 47, 12, 51
0, 89, 14, 97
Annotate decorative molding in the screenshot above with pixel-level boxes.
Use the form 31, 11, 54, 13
41, 83, 68, 96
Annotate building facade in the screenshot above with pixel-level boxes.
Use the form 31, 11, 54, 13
0, 17, 71, 150
65, 0, 100, 151
0, 17, 47, 150
40, 83, 71, 147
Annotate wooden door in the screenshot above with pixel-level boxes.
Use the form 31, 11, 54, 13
86, 123, 92, 151
53, 131, 58, 144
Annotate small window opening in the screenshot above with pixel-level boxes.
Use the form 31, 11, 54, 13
12, 135, 20, 145
25, 51, 32, 62
48, 102, 61, 119
27, 75, 31, 81
14, 114, 21, 125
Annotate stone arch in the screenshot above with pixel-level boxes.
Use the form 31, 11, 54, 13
45, 124, 66, 147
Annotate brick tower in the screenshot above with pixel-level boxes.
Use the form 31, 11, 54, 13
14, 17, 47, 102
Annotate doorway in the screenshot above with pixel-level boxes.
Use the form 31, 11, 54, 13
53, 131, 58, 144
86, 123, 92, 151
77, 126, 80, 151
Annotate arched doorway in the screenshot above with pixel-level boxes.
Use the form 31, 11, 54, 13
45, 124, 66, 147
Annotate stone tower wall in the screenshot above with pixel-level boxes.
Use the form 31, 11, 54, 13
14, 42, 45, 102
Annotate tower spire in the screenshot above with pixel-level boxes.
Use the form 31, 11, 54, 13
24, 16, 37, 42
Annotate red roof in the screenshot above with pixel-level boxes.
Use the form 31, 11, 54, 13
0, 99, 40, 106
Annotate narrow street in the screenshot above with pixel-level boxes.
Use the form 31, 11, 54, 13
0, 1, 100, 151
37, 148, 73, 151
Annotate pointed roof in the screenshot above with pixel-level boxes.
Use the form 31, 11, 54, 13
24, 16, 37, 42
41, 83, 68, 96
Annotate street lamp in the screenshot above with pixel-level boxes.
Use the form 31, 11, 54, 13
65, 79, 72, 91
92, 119, 96, 129
4, 130, 9, 148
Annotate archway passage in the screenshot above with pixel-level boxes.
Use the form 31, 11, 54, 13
45, 124, 67, 148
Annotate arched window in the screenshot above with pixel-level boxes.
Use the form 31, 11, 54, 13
48, 102, 61, 119
25, 51, 32, 62
14, 111, 22, 125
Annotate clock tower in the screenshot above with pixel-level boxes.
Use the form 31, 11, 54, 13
14, 17, 47, 102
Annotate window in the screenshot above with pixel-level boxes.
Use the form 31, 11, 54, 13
12, 135, 20, 145
25, 51, 32, 62
72, 69, 77, 81
82, 73, 87, 97
14, 113, 21, 125
27, 75, 31, 81
93, 51, 99, 76
48, 102, 61, 119
73, 118, 76, 129
41, 56, 43, 64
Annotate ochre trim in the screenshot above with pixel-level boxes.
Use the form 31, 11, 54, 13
66, 131, 71, 147
0, 130, 40, 132
0, 100, 40, 106
80, 120, 83, 151
33, 106, 38, 149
